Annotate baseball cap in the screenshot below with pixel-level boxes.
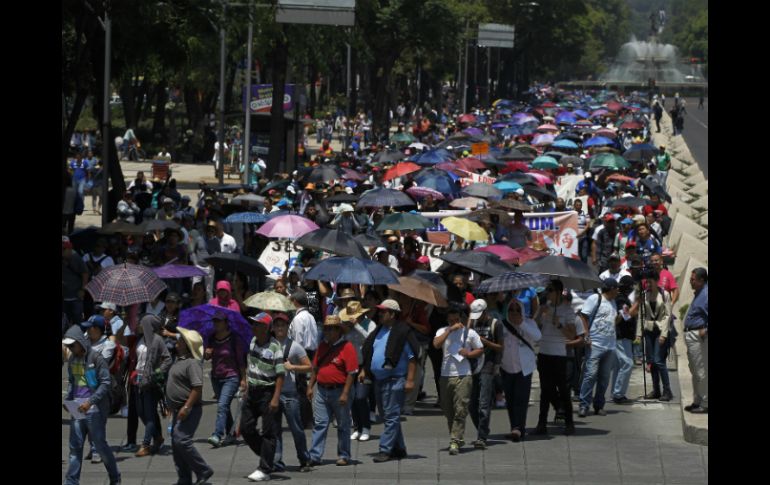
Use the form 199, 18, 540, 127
376, 299, 401, 312
469, 299, 488, 320
98, 302, 117, 311
162, 197, 174, 204
249, 312, 272, 326
608, 252, 620, 261
621, 217, 633, 225
416, 255, 430, 264
272, 313, 290, 323
584, 172, 593, 179
82, 315, 106, 329
603, 214, 615, 222
62, 236, 73, 250
515, 188, 525, 196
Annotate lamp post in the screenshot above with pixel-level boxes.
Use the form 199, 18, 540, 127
101, 12, 111, 226
243, 14, 253, 186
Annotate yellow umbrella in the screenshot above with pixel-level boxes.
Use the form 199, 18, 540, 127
440, 216, 489, 241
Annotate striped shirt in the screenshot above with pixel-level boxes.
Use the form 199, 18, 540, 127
247, 337, 285, 388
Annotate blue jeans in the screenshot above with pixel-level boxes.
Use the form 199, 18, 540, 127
309, 385, 351, 461
579, 345, 616, 411
611, 339, 634, 399
211, 375, 240, 439
351, 379, 371, 433
500, 370, 533, 434
136, 388, 162, 446
65, 408, 121, 485
645, 331, 671, 393
275, 391, 310, 468
374, 376, 407, 454
469, 372, 496, 441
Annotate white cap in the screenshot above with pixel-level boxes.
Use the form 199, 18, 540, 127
585, 172, 593, 179
345, 186, 354, 194
62, 337, 77, 345
469, 299, 488, 320
515, 188, 525, 196
98, 302, 117, 311
287, 185, 296, 194
339, 203, 354, 213
376, 299, 401, 312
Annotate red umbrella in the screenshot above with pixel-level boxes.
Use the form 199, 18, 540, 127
383, 162, 421, 182
619, 121, 643, 130
500, 161, 530, 174
606, 174, 635, 183
606, 100, 624, 112
455, 157, 487, 170
540, 101, 557, 108
509, 247, 550, 265
474, 245, 522, 263
458, 114, 477, 124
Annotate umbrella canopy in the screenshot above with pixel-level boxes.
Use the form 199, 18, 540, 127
450, 196, 487, 209
372, 150, 407, 164
411, 149, 454, 166
408, 142, 430, 151
584, 136, 615, 147
551, 139, 578, 150
383, 162, 421, 181
259, 179, 291, 195
295, 228, 369, 258
153, 264, 208, 279
508, 246, 550, 265
68, 226, 100, 254
325, 193, 359, 203
256, 214, 319, 239
494, 180, 524, 194
455, 157, 487, 170
492, 198, 532, 212
388, 276, 448, 307
98, 220, 145, 235
407, 269, 448, 297
141, 219, 180, 232
559, 155, 584, 167
231, 193, 266, 206
405, 186, 445, 201
439, 250, 514, 277
514, 145, 539, 157
531, 133, 555, 146
619, 121, 643, 130
354, 232, 385, 248
532, 156, 560, 169
225, 212, 269, 224
204, 252, 269, 277
244, 291, 295, 312
376, 212, 434, 232
178, 304, 252, 353
441, 217, 488, 241
639, 178, 672, 202
308, 164, 344, 184
537, 123, 560, 133
341, 168, 366, 181
85, 263, 167, 306
604, 197, 652, 209
391, 132, 416, 144
357, 188, 416, 208
606, 174, 635, 183
473, 244, 523, 263
523, 184, 557, 201
415, 172, 459, 195
458, 113, 477, 124
513, 115, 539, 125
623, 143, 657, 162
304, 257, 399, 285
594, 128, 617, 139
589, 152, 630, 170
463, 208, 512, 226
519, 255, 603, 291
463, 127, 484, 137
476, 272, 552, 294
462, 183, 503, 199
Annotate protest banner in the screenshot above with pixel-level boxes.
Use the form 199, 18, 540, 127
258, 240, 299, 279
458, 170, 497, 188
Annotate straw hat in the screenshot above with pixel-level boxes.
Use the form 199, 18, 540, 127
339, 301, 369, 322
323, 315, 344, 327
334, 288, 357, 302
177, 327, 204, 360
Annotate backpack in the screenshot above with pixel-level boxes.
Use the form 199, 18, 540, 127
108, 343, 128, 414
86, 254, 108, 277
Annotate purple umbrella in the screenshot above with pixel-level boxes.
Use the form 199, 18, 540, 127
178, 304, 253, 354
463, 127, 484, 136
491, 123, 509, 129
85, 263, 167, 306
589, 109, 609, 119
256, 214, 319, 239
341, 168, 366, 181
531, 133, 555, 147
514, 115, 539, 125
405, 186, 445, 200
153, 263, 208, 279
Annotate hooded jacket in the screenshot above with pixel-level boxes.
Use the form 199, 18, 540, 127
64, 325, 112, 415
209, 280, 241, 312
136, 315, 172, 390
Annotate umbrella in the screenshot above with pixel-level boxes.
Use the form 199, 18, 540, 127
408, 142, 430, 151
244, 291, 295, 312
204, 252, 269, 277
325, 192, 359, 203
590, 109, 609, 119
259, 179, 291, 195
295, 228, 369, 258
388, 276, 448, 307
411, 149, 454, 166
68, 226, 100, 254
462, 183, 503, 199
391, 132, 416, 144
458, 114, 477, 124
225, 212, 269, 224
499, 171, 538, 185
509, 246, 550, 265
85, 263, 167, 306
584, 136, 615, 148
589, 153, 630, 170
532, 156, 560, 170
537, 123, 560, 133
531, 134, 555, 146
543, 151, 567, 161
139, 219, 180, 233
406, 186, 445, 201
231, 193, 266, 206
440, 217, 489, 241
341, 168, 366, 181
439, 250, 514, 277
519, 255, 603, 291
308, 164, 344, 184
594, 128, 617, 139
523, 184, 557, 201
383, 162, 421, 181
304, 257, 399, 285
354, 233, 385, 248
475, 272, 552, 294
494, 180, 524, 194
153, 264, 208, 279
463, 208, 512, 225
496, 148, 535, 161
513, 115, 539, 125
450, 196, 487, 209
639, 178, 672, 202
376, 212, 434, 232
357, 188, 416, 208
551, 139, 578, 150
604, 197, 652, 209
415, 172, 459, 195
407, 269, 448, 297
623, 143, 657, 162
492, 198, 531, 212
559, 155, 584, 167
619, 121, 643, 130
372, 150, 407, 164
256, 215, 319, 239
606, 174, 635, 183
473, 244, 524, 263
463, 127, 484, 137
178, 304, 252, 353
98, 220, 145, 235
455, 157, 487, 171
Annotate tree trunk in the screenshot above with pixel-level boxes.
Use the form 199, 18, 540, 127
134, 77, 149, 125
308, 63, 317, 118
371, 55, 397, 139
120, 79, 135, 129
267, 29, 288, 176
152, 79, 168, 141
62, 90, 88, 165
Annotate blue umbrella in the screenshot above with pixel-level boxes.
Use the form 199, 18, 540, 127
225, 212, 269, 224
304, 257, 399, 285
502, 126, 522, 137
555, 113, 577, 125
178, 304, 253, 354
584, 136, 615, 147
415, 172, 460, 195
551, 139, 578, 150
574, 109, 590, 119
410, 148, 454, 165
493, 180, 523, 194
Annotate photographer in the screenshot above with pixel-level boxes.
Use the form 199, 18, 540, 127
610, 276, 637, 404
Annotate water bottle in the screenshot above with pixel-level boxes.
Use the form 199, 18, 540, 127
167, 420, 173, 445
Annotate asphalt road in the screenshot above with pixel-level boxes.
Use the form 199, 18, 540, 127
680, 97, 708, 178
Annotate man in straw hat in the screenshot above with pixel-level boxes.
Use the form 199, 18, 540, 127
340, 300, 376, 442
166, 328, 214, 485
307, 315, 359, 467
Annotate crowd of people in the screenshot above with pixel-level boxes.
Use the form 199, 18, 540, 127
62, 85, 708, 485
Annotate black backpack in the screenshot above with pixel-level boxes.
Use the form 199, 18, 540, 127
86, 254, 108, 277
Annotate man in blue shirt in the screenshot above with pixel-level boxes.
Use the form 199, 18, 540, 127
70, 152, 90, 198
683, 268, 708, 413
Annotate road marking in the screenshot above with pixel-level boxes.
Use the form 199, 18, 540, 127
687, 113, 708, 130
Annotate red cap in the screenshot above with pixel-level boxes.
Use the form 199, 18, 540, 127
416, 255, 430, 264
625, 240, 637, 249
604, 214, 615, 222
249, 312, 272, 326
272, 313, 290, 323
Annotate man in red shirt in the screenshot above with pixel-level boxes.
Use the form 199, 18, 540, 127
307, 315, 358, 467
642, 193, 668, 217
650, 253, 680, 305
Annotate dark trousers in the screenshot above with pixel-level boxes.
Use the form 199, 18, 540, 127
537, 354, 574, 426
469, 372, 496, 441
500, 369, 533, 435
127, 383, 138, 444
427, 345, 444, 400
171, 405, 211, 484
655, 117, 661, 132
644, 329, 672, 394
136, 387, 162, 446
240, 386, 281, 474
351, 379, 371, 432
567, 347, 586, 396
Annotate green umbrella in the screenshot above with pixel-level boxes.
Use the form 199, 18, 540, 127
589, 152, 630, 170
531, 155, 559, 169
375, 212, 434, 232
391, 132, 416, 144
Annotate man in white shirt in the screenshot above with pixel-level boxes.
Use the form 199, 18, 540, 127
210, 220, 237, 253
289, 290, 319, 359
599, 253, 631, 282
97, 302, 132, 345
83, 239, 115, 277
432, 308, 484, 456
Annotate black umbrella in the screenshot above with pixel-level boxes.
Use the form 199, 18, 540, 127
462, 183, 504, 199
492, 199, 532, 212
555, 132, 584, 143
439, 250, 514, 277
495, 148, 535, 161
259, 179, 291, 195
308, 164, 344, 184
407, 269, 448, 298
559, 155, 584, 167
204, 252, 269, 277
638, 178, 672, 202
523, 185, 558, 202
210, 184, 247, 193
325, 193, 359, 203
518, 255, 603, 291
69, 226, 101, 254
354, 233, 385, 248
357, 188, 416, 208
371, 150, 407, 164
605, 197, 652, 208
499, 172, 539, 185
295, 228, 369, 258
141, 219, 180, 232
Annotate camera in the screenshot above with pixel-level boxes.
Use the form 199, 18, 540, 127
630, 263, 657, 282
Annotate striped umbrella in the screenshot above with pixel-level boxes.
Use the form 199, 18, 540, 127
405, 186, 445, 201
86, 263, 167, 306
475, 271, 551, 293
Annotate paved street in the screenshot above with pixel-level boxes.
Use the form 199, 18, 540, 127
63, 353, 707, 484
680, 97, 708, 179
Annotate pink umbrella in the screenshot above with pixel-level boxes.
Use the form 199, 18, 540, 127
435, 162, 464, 172
594, 128, 617, 138
525, 171, 553, 186
474, 245, 522, 263
406, 186, 445, 200
341, 168, 366, 181
537, 123, 559, 133
455, 157, 487, 170
531, 133, 555, 147
256, 215, 319, 239
509, 247, 550, 265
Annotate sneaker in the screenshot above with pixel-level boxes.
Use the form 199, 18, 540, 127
85, 450, 93, 460
222, 434, 238, 446
194, 468, 214, 485
350, 431, 360, 440
208, 435, 222, 448
613, 396, 632, 404
135, 445, 152, 457
248, 469, 271, 481
121, 443, 139, 453
417, 391, 427, 401
686, 405, 708, 414
448, 442, 459, 455
299, 463, 313, 473
660, 390, 673, 402
473, 440, 487, 450
373, 452, 393, 463
645, 391, 661, 400
91, 453, 102, 464
359, 431, 371, 442
684, 403, 699, 412
336, 458, 349, 466
578, 407, 588, 418
594, 408, 607, 416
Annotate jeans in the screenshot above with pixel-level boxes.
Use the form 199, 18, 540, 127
171, 405, 212, 485
404, 344, 427, 412
611, 339, 634, 399
275, 391, 310, 468
579, 345, 616, 411
500, 369, 533, 434
65, 408, 121, 485
644, 330, 671, 393
62, 299, 84, 332
351, 379, 371, 433
211, 375, 240, 439
240, 386, 281, 473
136, 388, 162, 446
374, 376, 407, 454
469, 372, 496, 441
309, 385, 351, 461
536, 354, 574, 426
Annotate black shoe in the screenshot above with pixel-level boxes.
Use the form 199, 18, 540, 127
645, 391, 661, 400
391, 447, 407, 459
660, 390, 673, 402
687, 406, 708, 414
533, 424, 548, 435
194, 468, 214, 485
300, 463, 313, 472
564, 424, 575, 435
308, 460, 322, 467
684, 403, 699, 412
373, 452, 393, 463
594, 408, 607, 416
613, 396, 632, 404
417, 391, 427, 401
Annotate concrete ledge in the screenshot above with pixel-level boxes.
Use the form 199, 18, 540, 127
691, 194, 708, 211
682, 163, 703, 177
672, 232, 709, 275
669, 198, 695, 219
687, 180, 708, 197
667, 213, 708, 248
684, 171, 706, 186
